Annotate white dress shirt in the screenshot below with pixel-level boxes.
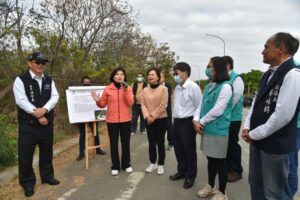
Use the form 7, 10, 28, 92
13, 70, 59, 114
243, 66, 300, 141
230, 72, 244, 107
193, 83, 232, 125
173, 78, 202, 118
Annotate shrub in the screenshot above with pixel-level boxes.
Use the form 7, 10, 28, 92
0, 114, 17, 171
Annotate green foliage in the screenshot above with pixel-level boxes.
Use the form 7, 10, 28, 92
0, 114, 17, 171
240, 70, 264, 95
199, 79, 210, 91
0, 135, 17, 171
0, 1, 178, 172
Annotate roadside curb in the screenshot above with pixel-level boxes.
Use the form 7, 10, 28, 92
0, 137, 78, 185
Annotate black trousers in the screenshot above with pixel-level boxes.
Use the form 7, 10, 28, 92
226, 121, 243, 174
166, 110, 174, 146
146, 118, 167, 165
207, 156, 227, 194
173, 117, 197, 180
131, 104, 146, 133
107, 122, 131, 170
78, 122, 100, 154
18, 123, 54, 190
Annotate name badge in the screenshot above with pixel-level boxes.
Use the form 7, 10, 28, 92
43, 84, 50, 90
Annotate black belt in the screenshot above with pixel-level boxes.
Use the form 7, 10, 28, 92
173, 116, 193, 122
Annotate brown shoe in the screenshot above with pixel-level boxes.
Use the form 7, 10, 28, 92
228, 171, 242, 182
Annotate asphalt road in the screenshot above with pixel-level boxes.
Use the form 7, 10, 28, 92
39, 133, 250, 200
38, 109, 251, 200
5, 108, 300, 200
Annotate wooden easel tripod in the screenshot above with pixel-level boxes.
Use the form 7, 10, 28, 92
84, 121, 109, 169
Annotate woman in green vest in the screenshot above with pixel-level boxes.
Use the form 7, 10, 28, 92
194, 57, 233, 200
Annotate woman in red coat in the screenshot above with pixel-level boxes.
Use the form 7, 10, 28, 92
92, 67, 134, 176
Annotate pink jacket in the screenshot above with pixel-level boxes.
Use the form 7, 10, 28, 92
97, 83, 134, 123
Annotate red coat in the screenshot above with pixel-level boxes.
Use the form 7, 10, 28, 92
97, 83, 134, 123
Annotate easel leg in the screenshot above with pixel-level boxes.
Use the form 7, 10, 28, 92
92, 122, 96, 159
85, 123, 89, 169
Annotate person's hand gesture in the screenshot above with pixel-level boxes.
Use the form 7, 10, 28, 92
146, 116, 155, 125
33, 108, 47, 119
193, 121, 204, 135
121, 81, 128, 91
38, 117, 48, 126
91, 91, 100, 102
242, 129, 253, 143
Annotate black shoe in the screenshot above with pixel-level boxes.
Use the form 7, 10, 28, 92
183, 178, 194, 189
228, 171, 242, 182
96, 148, 106, 155
42, 178, 60, 185
169, 172, 185, 181
24, 188, 34, 197
76, 153, 84, 161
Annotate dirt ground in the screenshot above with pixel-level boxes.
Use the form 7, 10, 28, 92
0, 144, 79, 200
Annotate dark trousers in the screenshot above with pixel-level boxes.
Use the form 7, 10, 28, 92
78, 122, 100, 154
146, 118, 167, 165
131, 104, 146, 133
107, 122, 131, 170
166, 110, 174, 146
226, 121, 243, 173
173, 117, 197, 180
18, 123, 54, 190
207, 156, 228, 194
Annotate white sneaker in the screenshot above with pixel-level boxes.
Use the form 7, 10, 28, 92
157, 165, 164, 175
111, 170, 119, 176
145, 163, 157, 173
197, 184, 217, 197
131, 132, 135, 136
167, 145, 174, 151
125, 167, 133, 173
141, 131, 147, 135
211, 190, 228, 200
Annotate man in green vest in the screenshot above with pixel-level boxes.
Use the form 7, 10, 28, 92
224, 56, 244, 182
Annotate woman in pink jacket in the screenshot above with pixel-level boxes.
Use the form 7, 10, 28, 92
92, 67, 134, 176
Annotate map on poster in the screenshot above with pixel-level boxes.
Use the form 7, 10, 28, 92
66, 86, 106, 123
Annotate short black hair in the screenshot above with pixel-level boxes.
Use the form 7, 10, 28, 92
147, 67, 161, 82
109, 67, 127, 83
273, 32, 299, 55
81, 75, 91, 83
137, 72, 144, 77
223, 56, 234, 70
212, 57, 230, 83
173, 62, 191, 77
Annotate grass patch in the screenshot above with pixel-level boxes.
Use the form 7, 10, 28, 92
0, 134, 17, 172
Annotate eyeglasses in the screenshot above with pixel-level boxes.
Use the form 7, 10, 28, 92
32, 61, 46, 65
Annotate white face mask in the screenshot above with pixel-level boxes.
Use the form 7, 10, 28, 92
136, 77, 143, 82
173, 75, 182, 84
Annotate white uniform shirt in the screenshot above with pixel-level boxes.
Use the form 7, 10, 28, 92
230, 72, 244, 107
243, 62, 300, 141
13, 70, 59, 114
173, 78, 202, 119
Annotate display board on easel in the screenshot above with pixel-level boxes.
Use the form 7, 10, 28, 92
66, 86, 106, 123
66, 86, 109, 169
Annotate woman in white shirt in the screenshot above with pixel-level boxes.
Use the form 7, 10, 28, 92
193, 57, 233, 200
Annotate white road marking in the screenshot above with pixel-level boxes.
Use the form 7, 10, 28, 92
57, 188, 77, 200
114, 172, 145, 200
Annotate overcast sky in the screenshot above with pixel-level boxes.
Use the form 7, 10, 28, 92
130, 0, 300, 80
